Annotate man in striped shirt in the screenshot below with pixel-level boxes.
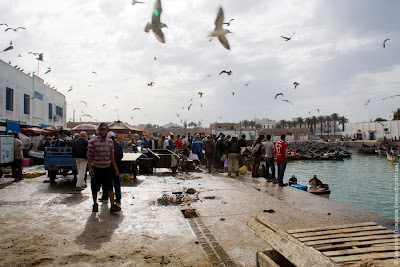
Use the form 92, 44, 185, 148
87, 122, 121, 213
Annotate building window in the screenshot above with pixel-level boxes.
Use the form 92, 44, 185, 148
24, 94, 30, 114
49, 103, 53, 119
6, 87, 13, 111
55, 105, 63, 117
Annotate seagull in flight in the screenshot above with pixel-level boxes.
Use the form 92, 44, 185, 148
0, 23, 8, 27
245, 82, 250, 86
282, 99, 294, 105
364, 98, 371, 106
232, 92, 235, 96
188, 104, 192, 111
115, 96, 119, 99
208, 6, 232, 50
274, 93, 283, 99
0, 41, 13, 53
5, 26, 26, 32
316, 109, 320, 113
219, 70, 232, 75
382, 39, 390, 48
145, 0, 167, 43
102, 104, 106, 107
205, 74, 211, 77
132, 0, 144, 4
147, 82, 155, 86
281, 32, 295, 41
154, 56, 157, 60
82, 114, 92, 118
293, 82, 300, 89
92, 71, 97, 75
198, 92, 204, 98
42, 67, 51, 75
223, 18, 234, 27
383, 94, 400, 100
80, 101, 87, 106
176, 114, 179, 117
132, 107, 141, 111
67, 86, 73, 92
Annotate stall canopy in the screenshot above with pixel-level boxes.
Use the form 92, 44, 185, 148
70, 124, 98, 135
21, 127, 50, 136
107, 121, 142, 134
43, 125, 63, 134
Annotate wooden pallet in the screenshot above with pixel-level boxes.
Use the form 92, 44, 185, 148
287, 222, 397, 265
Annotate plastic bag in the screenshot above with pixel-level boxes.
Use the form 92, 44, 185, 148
220, 154, 226, 162
224, 158, 228, 168
188, 152, 194, 160
239, 165, 248, 175
192, 153, 199, 161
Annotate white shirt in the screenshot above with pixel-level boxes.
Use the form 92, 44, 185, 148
262, 141, 275, 158
163, 139, 169, 149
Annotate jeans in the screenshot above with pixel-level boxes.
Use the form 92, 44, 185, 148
75, 158, 87, 188
205, 154, 213, 172
277, 161, 287, 185
265, 157, 276, 178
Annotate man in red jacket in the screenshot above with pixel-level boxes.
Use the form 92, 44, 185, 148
274, 134, 288, 186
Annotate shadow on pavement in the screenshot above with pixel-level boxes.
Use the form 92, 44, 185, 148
74, 205, 124, 251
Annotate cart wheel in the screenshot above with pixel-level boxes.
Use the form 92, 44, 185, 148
0, 168, 3, 178
49, 171, 57, 183
171, 166, 178, 173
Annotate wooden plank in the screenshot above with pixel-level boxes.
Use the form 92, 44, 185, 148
121, 153, 142, 162
248, 216, 338, 267
322, 245, 395, 257
330, 252, 395, 263
287, 222, 377, 234
305, 234, 396, 246
292, 225, 386, 238
298, 230, 394, 242
315, 239, 396, 251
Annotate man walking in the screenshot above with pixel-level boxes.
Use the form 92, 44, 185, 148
87, 123, 121, 213
72, 131, 88, 190
251, 135, 264, 178
202, 135, 215, 173
100, 131, 124, 204
12, 133, 23, 182
262, 135, 276, 181
275, 134, 288, 186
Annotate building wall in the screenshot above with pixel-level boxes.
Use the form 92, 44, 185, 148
0, 60, 66, 133
344, 120, 400, 141
255, 118, 276, 129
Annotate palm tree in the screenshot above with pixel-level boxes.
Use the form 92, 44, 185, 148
324, 115, 331, 138
317, 116, 325, 136
296, 117, 304, 128
331, 113, 339, 138
311, 116, 317, 135
249, 120, 256, 129
305, 117, 311, 132
338, 116, 349, 131
278, 119, 287, 129
242, 120, 249, 129
256, 123, 262, 129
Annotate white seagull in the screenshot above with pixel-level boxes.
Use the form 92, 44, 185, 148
145, 0, 167, 43
208, 6, 232, 50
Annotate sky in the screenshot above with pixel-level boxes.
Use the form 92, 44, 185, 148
0, 0, 399, 127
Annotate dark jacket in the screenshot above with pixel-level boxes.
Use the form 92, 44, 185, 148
113, 139, 123, 168
238, 138, 247, 148
227, 138, 240, 154
202, 139, 216, 157
72, 137, 88, 159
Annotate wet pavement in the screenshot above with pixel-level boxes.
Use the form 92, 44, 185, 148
0, 165, 394, 266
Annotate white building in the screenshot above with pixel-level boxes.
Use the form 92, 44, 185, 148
254, 118, 276, 130
344, 120, 400, 141
0, 60, 66, 134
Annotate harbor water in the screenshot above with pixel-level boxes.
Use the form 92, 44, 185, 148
284, 147, 398, 220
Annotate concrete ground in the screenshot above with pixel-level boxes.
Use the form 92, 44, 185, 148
0, 165, 394, 266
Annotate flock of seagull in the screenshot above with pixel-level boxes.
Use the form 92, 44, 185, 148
0, 0, 397, 124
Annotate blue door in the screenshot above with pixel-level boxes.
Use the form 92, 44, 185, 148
6, 120, 20, 133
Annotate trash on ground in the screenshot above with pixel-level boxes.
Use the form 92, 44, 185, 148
263, 209, 275, 213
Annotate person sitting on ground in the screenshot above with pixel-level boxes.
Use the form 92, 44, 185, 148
288, 175, 298, 185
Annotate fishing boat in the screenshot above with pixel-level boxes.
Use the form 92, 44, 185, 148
357, 144, 378, 154
387, 149, 399, 162
290, 183, 331, 198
